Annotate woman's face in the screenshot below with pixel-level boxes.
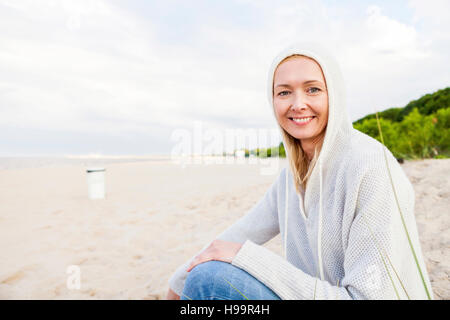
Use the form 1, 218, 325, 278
273, 56, 329, 147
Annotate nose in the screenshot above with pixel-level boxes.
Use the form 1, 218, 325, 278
290, 105, 307, 112
290, 93, 308, 112
290, 101, 307, 112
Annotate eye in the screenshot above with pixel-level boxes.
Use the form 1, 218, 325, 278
307, 87, 321, 94
277, 90, 290, 96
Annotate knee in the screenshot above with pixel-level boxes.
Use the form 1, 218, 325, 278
186, 260, 226, 285
183, 260, 231, 299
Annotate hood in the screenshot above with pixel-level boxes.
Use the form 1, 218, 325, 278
266, 42, 353, 281
267, 42, 353, 166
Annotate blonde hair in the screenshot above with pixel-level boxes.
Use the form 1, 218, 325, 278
273, 54, 325, 195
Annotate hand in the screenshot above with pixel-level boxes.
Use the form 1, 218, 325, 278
166, 288, 180, 300
186, 239, 243, 272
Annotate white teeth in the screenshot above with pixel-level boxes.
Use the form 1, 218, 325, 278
292, 117, 314, 123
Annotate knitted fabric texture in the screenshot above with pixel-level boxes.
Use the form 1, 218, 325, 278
168, 42, 433, 300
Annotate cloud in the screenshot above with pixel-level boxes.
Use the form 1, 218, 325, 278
365, 5, 425, 58
325, 4, 446, 119
0, 0, 448, 155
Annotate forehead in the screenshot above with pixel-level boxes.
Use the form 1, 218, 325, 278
274, 56, 325, 84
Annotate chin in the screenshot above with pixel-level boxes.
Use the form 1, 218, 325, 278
292, 133, 315, 141
287, 127, 317, 140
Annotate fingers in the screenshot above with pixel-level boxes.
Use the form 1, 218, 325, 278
185, 240, 242, 273
186, 241, 218, 272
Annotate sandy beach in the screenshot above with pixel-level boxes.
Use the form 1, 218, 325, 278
0, 157, 448, 300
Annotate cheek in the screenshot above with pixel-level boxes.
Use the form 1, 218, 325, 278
319, 104, 329, 128
273, 100, 287, 119
317, 97, 328, 118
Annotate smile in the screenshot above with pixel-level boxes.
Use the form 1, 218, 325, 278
289, 116, 316, 125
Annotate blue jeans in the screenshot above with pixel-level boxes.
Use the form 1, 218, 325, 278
181, 260, 281, 300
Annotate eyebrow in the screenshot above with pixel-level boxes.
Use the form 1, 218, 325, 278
274, 80, 323, 88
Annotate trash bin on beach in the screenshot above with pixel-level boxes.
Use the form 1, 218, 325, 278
86, 168, 106, 199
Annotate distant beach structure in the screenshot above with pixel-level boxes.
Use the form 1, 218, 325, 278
86, 168, 106, 200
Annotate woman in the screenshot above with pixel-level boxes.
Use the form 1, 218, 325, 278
166, 42, 434, 300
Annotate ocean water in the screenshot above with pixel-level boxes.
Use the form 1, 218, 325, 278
0, 156, 171, 170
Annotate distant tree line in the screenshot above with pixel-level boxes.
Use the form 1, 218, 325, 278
353, 87, 449, 159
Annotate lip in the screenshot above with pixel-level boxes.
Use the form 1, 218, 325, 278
289, 116, 316, 126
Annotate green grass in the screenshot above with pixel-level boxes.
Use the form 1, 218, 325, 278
375, 112, 432, 299
222, 277, 249, 300
181, 293, 193, 300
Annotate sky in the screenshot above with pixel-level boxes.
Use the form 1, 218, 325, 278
0, 0, 449, 156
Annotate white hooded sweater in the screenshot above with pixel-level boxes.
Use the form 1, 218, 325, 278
168, 42, 434, 300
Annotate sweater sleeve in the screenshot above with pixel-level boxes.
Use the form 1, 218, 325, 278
232, 155, 432, 300
167, 168, 285, 296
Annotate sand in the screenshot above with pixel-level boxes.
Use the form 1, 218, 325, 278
0, 157, 448, 300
